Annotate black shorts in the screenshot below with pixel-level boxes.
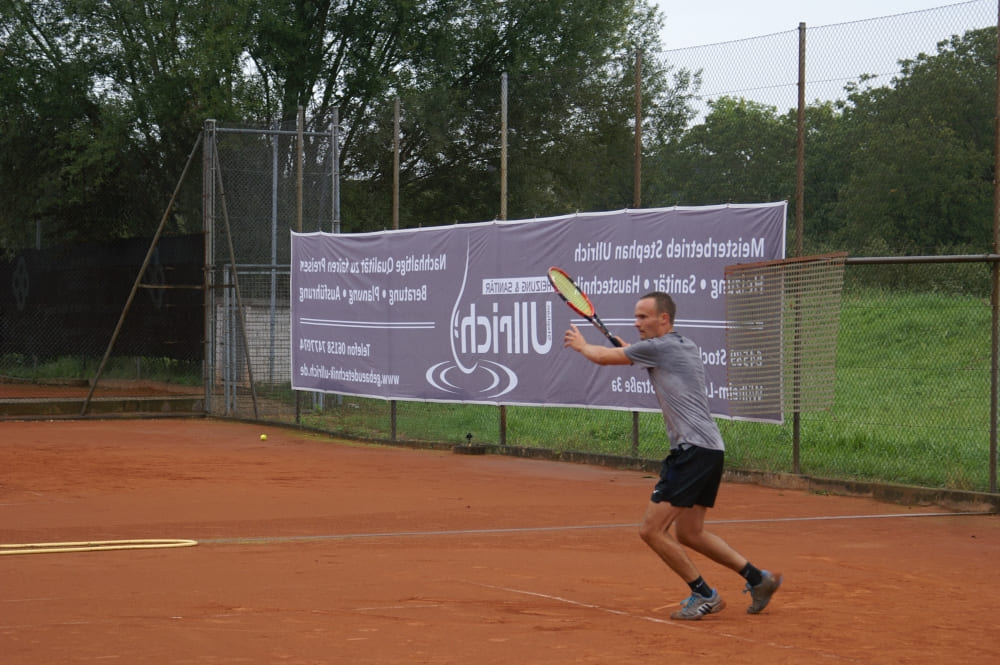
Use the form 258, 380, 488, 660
650, 444, 724, 508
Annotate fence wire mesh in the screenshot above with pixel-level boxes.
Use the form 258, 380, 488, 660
2, 3, 997, 495
260, 261, 994, 493
725, 253, 846, 419
655, 0, 996, 126
204, 120, 334, 418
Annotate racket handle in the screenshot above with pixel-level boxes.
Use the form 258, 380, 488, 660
592, 318, 622, 347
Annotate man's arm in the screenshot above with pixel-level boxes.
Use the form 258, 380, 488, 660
563, 324, 632, 366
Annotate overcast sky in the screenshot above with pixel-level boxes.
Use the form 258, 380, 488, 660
654, 0, 973, 49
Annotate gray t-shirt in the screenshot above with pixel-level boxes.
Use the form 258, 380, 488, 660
624, 332, 725, 451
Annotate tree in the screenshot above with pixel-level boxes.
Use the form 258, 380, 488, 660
0, 0, 259, 250
0, 0, 109, 250
0, 0, 695, 244
829, 27, 997, 254
645, 97, 795, 206
343, 0, 692, 228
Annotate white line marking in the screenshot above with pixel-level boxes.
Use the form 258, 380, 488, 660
469, 582, 864, 662
351, 604, 441, 612
197, 511, 992, 545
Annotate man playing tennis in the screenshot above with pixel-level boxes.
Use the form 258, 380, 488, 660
562, 291, 781, 620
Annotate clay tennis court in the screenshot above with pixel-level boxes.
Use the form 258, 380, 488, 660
2, 418, 998, 664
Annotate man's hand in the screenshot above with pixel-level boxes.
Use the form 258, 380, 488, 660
563, 324, 586, 352
562, 324, 631, 366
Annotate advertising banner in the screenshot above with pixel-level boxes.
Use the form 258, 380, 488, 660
291, 204, 785, 417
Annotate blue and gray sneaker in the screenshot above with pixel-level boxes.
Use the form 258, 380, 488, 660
745, 570, 782, 614
670, 589, 726, 620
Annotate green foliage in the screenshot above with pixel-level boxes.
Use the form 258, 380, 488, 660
3, 284, 993, 490
793, 287, 992, 488
1, 0, 692, 244
647, 25, 997, 257
813, 27, 997, 254
289, 286, 994, 491
0, 353, 201, 384
646, 97, 796, 206
0, 0, 259, 248
839, 240, 994, 295
0, 5, 995, 259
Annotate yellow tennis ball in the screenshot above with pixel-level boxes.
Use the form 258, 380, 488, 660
260, 434, 268, 441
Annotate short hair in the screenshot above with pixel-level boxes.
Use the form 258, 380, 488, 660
640, 291, 676, 323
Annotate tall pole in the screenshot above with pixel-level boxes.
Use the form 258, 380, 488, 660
499, 72, 509, 446
391, 97, 400, 439
500, 72, 508, 221
296, 106, 305, 417
795, 23, 806, 259
990, 1, 1000, 492
296, 106, 304, 233
203, 120, 216, 413
633, 49, 642, 209
792, 22, 807, 474
270, 120, 279, 383
393, 97, 400, 231
332, 109, 340, 233
632, 49, 642, 456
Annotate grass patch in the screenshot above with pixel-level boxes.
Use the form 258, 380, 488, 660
288, 287, 994, 491
7, 287, 995, 492
0, 353, 201, 386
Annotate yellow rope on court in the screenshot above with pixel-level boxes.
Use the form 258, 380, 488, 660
0, 539, 198, 556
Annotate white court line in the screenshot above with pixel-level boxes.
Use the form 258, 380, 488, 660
351, 603, 442, 612
198, 511, 992, 545
710, 511, 992, 524
468, 582, 865, 663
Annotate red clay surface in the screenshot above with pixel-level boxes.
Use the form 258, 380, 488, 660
2, 419, 998, 664
0, 380, 201, 399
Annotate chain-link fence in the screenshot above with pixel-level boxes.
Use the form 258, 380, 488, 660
203, 118, 336, 417
255, 258, 995, 494
205, 3, 997, 495
3, 3, 997, 496
656, 0, 995, 125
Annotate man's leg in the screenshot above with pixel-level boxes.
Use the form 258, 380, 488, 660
638, 500, 701, 579
639, 501, 726, 620
673, 505, 748, 573
674, 506, 782, 614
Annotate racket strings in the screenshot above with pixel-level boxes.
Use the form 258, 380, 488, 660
548, 270, 594, 316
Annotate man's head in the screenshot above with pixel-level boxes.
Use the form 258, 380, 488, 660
634, 291, 675, 339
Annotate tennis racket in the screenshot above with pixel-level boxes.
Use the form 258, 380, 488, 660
547, 266, 622, 347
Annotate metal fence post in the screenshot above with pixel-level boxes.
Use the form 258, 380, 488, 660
203, 119, 216, 414
990, 0, 1000, 492
792, 22, 808, 474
